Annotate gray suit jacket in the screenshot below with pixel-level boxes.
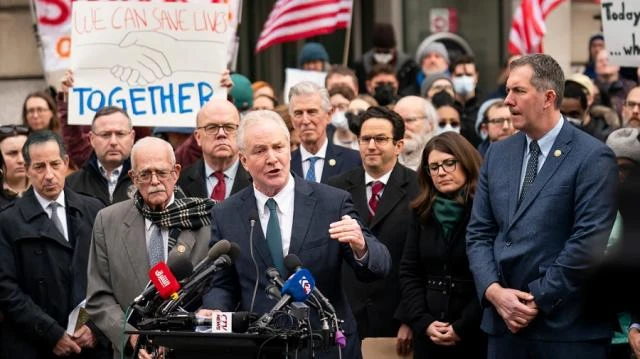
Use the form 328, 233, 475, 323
85, 199, 210, 357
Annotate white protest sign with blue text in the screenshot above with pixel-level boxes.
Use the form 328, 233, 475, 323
70, 1, 228, 126
601, 0, 640, 67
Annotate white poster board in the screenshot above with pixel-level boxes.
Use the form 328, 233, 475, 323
600, 0, 640, 67
69, 2, 229, 126
283, 68, 327, 104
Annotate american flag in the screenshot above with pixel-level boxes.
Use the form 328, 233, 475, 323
508, 0, 565, 55
255, 0, 352, 53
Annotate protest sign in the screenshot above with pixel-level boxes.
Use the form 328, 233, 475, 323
69, 1, 229, 126
601, 0, 640, 66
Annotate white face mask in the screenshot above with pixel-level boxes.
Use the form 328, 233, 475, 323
331, 111, 349, 129
452, 75, 475, 97
436, 124, 460, 135
373, 52, 393, 64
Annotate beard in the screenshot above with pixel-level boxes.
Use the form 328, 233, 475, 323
403, 132, 432, 155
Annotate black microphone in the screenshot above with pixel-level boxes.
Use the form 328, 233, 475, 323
138, 311, 256, 332
131, 252, 193, 306
191, 239, 231, 276
284, 254, 336, 314
248, 216, 259, 314
265, 284, 282, 300
266, 267, 285, 287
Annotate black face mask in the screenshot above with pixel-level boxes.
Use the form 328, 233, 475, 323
373, 84, 397, 106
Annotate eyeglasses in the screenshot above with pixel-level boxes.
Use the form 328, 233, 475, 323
624, 100, 640, 109
358, 135, 393, 146
426, 159, 458, 176
486, 117, 512, 125
403, 116, 427, 124
26, 107, 51, 116
132, 168, 176, 183
92, 130, 132, 140
0, 125, 29, 135
197, 123, 239, 135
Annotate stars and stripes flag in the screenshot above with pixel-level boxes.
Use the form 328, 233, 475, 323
255, 0, 352, 53
508, 0, 565, 55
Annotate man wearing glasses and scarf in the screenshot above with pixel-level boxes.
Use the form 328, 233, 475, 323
86, 137, 214, 359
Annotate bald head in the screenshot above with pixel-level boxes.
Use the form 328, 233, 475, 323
131, 137, 175, 171
196, 99, 240, 128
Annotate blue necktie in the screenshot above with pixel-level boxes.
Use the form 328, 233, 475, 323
305, 156, 320, 182
519, 140, 541, 206
265, 198, 285, 275
148, 224, 164, 266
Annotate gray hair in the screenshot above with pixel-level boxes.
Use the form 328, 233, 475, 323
130, 137, 175, 171
23, 130, 66, 167
510, 54, 564, 108
237, 110, 291, 153
288, 81, 332, 114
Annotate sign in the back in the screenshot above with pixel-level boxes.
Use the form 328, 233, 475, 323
69, 2, 229, 126
601, 1, 640, 67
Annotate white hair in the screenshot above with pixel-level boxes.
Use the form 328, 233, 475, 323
237, 110, 291, 153
130, 136, 175, 171
288, 81, 332, 113
424, 98, 440, 130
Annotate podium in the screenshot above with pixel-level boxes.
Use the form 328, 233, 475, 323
132, 330, 302, 359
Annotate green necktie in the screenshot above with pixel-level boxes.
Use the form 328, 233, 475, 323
265, 198, 285, 275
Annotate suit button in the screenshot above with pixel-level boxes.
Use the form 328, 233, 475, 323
505, 241, 512, 247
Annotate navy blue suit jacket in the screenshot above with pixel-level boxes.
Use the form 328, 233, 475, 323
291, 142, 362, 184
466, 120, 617, 341
203, 177, 391, 357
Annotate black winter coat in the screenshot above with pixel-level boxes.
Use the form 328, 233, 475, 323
0, 188, 107, 359
66, 154, 134, 206
399, 205, 485, 358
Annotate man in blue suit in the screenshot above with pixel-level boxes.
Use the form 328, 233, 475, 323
466, 54, 618, 358
201, 110, 391, 359
289, 81, 361, 184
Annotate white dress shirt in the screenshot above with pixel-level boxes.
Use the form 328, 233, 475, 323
98, 160, 123, 202
364, 168, 393, 203
34, 189, 68, 241
300, 138, 328, 182
253, 174, 295, 257
144, 194, 175, 261
204, 159, 239, 199
519, 116, 564, 195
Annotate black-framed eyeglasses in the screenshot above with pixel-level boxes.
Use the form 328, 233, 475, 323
91, 130, 132, 140
624, 100, 640, 109
131, 168, 176, 183
358, 135, 393, 146
197, 123, 239, 135
0, 125, 29, 135
426, 159, 458, 176
486, 117, 512, 125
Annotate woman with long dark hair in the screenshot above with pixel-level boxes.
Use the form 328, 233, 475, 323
399, 132, 485, 357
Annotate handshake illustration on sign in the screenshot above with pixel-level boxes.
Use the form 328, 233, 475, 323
77, 31, 223, 86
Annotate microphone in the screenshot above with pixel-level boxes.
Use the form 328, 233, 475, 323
149, 261, 181, 300
167, 249, 194, 282
137, 311, 256, 332
255, 268, 315, 328
266, 267, 285, 287
265, 284, 282, 300
190, 239, 231, 276
248, 216, 259, 314
284, 254, 336, 314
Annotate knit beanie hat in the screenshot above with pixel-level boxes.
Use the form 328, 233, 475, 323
230, 73, 253, 111
606, 127, 640, 164
372, 23, 396, 49
421, 73, 453, 97
415, 41, 450, 65
298, 42, 329, 67
475, 98, 505, 137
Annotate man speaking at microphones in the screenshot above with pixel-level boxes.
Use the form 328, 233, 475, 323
85, 137, 214, 359
199, 110, 392, 359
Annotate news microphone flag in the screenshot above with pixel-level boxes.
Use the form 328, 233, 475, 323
281, 268, 315, 302
149, 261, 181, 300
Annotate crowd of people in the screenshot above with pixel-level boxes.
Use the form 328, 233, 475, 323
0, 21, 639, 359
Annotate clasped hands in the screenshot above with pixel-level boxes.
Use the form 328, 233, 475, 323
485, 283, 538, 333
52, 324, 96, 356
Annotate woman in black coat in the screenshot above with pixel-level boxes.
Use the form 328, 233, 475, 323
399, 132, 485, 357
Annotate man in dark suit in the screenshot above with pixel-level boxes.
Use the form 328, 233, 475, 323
327, 106, 419, 355
178, 99, 251, 200
466, 54, 618, 358
289, 81, 361, 184
66, 106, 136, 206
0, 131, 106, 358
201, 110, 391, 359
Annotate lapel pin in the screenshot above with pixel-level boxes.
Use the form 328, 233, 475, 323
553, 149, 561, 157
329, 159, 336, 166
176, 244, 186, 253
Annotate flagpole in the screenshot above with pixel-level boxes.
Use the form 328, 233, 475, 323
342, 4, 353, 66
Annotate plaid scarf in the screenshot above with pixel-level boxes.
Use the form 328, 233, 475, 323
133, 188, 215, 230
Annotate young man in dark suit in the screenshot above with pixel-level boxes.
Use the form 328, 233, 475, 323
328, 106, 419, 356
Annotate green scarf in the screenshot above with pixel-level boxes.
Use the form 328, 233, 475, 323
433, 195, 465, 240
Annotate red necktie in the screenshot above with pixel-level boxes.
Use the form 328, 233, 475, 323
368, 181, 384, 218
210, 172, 226, 201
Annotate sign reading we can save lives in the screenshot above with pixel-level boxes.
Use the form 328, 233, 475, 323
69, 1, 229, 126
